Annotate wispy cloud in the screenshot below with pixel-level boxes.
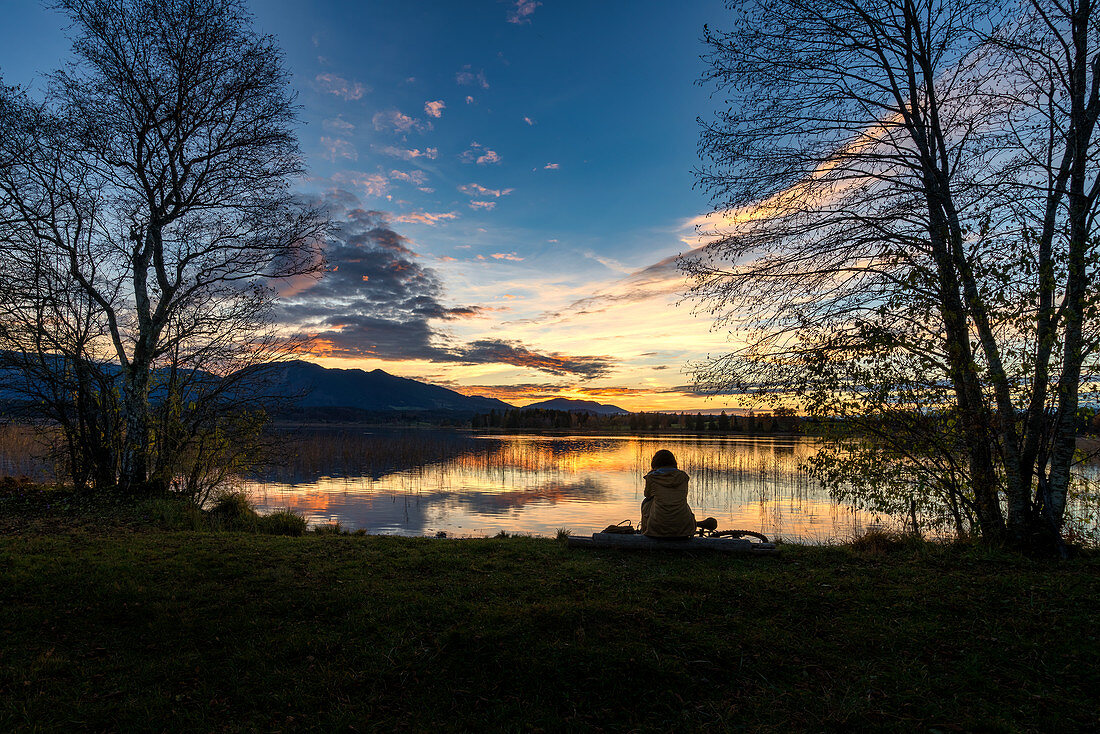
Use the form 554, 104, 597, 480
469, 201, 497, 211
524, 116, 536, 126
514, 251, 688, 328
460, 142, 501, 165
440, 382, 658, 402
314, 73, 369, 101
391, 211, 461, 226
490, 252, 523, 261
390, 169, 430, 187
507, 0, 541, 24
456, 340, 611, 378
543, 162, 560, 170
424, 100, 446, 119
330, 171, 388, 197
372, 109, 431, 135
465, 95, 475, 105
323, 117, 355, 133
379, 146, 439, 161
320, 136, 358, 161
458, 183, 513, 198
456, 65, 490, 89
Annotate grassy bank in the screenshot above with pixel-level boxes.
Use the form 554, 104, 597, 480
2, 523, 1098, 733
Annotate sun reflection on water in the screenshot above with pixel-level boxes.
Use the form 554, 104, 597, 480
244, 431, 887, 541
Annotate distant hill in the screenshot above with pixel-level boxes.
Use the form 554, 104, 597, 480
257, 360, 513, 415
0, 354, 518, 419
522, 397, 629, 415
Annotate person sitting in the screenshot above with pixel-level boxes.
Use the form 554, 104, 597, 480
639, 449, 696, 539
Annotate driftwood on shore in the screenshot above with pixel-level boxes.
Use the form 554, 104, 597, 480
567, 532, 779, 555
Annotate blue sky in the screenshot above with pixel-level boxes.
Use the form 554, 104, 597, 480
0, 0, 747, 411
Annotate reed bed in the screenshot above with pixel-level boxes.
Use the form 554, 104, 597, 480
0, 424, 54, 481
254, 427, 490, 483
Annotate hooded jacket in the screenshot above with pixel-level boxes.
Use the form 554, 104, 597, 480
639, 467, 695, 538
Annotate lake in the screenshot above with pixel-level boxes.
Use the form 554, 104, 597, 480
244, 429, 882, 542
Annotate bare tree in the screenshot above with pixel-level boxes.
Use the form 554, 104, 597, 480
0, 0, 326, 493
689, 0, 1100, 550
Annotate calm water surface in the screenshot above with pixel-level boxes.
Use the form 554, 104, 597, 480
244, 430, 883, 541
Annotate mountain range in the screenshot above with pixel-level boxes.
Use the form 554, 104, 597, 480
265, 362, 630, 416
262, 360, 512, 414
0, 355, 631, 417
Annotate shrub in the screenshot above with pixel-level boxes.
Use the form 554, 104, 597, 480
555, 527, 572, 542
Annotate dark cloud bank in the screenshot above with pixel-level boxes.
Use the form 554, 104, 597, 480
278, 194, 613, 379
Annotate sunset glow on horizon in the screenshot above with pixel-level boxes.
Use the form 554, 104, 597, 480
0, 0, 750, 413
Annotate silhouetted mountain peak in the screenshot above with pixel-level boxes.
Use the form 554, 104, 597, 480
523, 397, 629, 415
258, 360, 513, 415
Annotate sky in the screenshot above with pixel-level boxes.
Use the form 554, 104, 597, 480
0, 0, 748, 412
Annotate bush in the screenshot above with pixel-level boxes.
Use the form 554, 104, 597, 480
555, 527, 572, 542
257, 509, 307, 537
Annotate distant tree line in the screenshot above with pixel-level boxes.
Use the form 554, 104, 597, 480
470, 407, 802, 433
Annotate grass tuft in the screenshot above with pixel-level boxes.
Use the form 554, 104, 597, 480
846, 528, 926, 555
136, 496, 205, 530
555, 527, 573, 542
256, 508, 307, 536
206, 490, 260, 531
312, 521, 344, 535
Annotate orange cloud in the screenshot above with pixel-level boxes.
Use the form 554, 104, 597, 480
477, 150, 502, 165
424, 100, 446, 118
391, 211, 460, 226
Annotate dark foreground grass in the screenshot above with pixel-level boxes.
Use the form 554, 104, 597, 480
2, 530, 1098, 733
